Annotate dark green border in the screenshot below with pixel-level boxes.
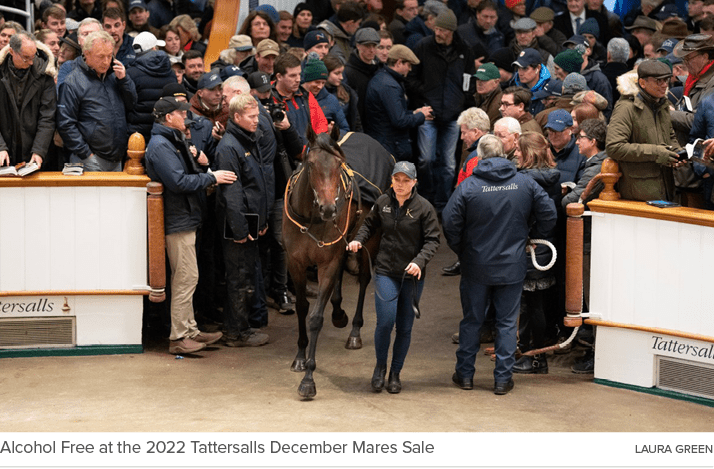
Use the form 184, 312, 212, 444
0, 344, 143, 358
595, 378, 714, 408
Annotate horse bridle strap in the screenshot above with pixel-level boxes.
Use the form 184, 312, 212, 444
284, 164, 356, 248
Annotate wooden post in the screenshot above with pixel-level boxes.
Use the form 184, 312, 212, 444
125, 132, 146, 175
597, 158, 621, 201
564, 203, 584, 328
147, 182, 166, 302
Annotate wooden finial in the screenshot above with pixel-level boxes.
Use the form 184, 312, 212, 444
598, 158, 621, 201
125, 132, 146, 175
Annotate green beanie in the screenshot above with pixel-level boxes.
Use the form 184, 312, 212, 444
302, 58, 328, 83
554, 49, 584, 74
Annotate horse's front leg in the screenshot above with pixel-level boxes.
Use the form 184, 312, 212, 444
289, 263, 309, 372
298, 256, 343, 399
330, 252, 349, 328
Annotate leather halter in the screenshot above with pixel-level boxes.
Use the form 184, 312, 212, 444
284, 153, 360, 248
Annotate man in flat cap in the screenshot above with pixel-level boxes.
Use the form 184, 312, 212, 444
365, 44, 433, 161
606, 59, 682, 201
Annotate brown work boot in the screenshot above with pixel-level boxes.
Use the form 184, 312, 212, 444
193, 331, 223, 345
169, 337, 206, 354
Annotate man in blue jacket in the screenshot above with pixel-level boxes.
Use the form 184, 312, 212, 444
57, 30, 137, 171
145, 96, 237, 355
364, 45, 432, 161
442, 134, 557, 395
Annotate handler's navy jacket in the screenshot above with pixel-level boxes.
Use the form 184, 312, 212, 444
442, 157, 557, 285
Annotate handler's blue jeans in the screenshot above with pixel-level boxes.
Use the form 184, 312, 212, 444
417, 120, 459, 212
374, 273, 424, 373
456, 279, 522, 383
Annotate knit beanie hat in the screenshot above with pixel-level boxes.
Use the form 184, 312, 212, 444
304, 30, 329, 51
303, 58, 328, 82
577, 18, 600, 38
506, 0, 525, 10
554, 49, 584, 74
434, 9, 458, 31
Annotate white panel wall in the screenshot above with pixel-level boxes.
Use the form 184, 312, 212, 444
0, 186, 147, 293
590, 213, 714, 337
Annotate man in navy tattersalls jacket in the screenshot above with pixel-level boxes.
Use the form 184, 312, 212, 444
442, 135, 557, 395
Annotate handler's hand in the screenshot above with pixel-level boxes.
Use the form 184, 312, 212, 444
346, 241, 362, 252
0, 151, 9, 166
405, 262, 421, 279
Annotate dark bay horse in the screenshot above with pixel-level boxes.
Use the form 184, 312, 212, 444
283, 125, 390, 399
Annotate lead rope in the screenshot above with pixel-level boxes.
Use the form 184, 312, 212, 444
526, 239, 557, 271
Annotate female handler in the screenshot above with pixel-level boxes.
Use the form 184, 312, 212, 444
347, 161, 440, 394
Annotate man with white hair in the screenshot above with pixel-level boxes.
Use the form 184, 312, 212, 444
442, 107, 490, 277
443, 133, 557, 395
57, 30, 137, 171
0, 31, 56, 168
57, 17, 102, 86
493, 116, 522, 162
602, 37, 630, 103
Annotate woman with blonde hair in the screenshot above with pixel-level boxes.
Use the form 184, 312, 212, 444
238, 10, 278, 46
169, 14, 206, 55
513, 131, 560, 375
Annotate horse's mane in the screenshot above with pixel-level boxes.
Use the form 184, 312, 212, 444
310, 132, 346, 161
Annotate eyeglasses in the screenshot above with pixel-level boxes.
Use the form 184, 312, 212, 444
576, 134, 591, 141
683, 52, 701, 63
12, 51, 35, 63
646, 77, 670, 85
499, 101, 516, 107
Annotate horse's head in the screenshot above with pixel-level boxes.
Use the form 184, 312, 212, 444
305, 124, 346, 221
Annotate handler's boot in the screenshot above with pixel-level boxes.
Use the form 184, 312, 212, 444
371, 363, 387, 392
386, 370, 401, 394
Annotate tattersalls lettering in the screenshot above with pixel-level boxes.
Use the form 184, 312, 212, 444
652, 336, 714, 360
482, 183, 518, 193
0, 298, 55, 314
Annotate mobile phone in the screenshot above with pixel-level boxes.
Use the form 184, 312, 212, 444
647, 200, 681, 208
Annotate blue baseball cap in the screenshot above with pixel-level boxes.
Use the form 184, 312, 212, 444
658, 38, 678, 55
544, 109, 573, 132
532, 79, 562, 100
197, 71, 223, 90
513, 48, 542, 68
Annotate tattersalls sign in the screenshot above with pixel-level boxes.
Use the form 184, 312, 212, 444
652, 335, 714, 362
0, 297, 72, 315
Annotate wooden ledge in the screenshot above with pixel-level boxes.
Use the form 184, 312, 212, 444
588, 199, 714, 228
585, 319, 714, 344
0, 172, 150, 188
0, 290, 150, 297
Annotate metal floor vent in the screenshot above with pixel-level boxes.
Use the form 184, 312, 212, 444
657, 355, 714, 400
0, 317, 76, 349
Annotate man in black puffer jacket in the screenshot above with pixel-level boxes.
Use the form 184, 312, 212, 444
126, 32, 177, 142
406, 9, 475, 214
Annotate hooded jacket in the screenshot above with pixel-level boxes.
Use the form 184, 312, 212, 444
407, 32, 476, 122
442, 157, 557, 285
0, 42, 57, 165
403, 16, 433, 51
145, 122, 215, 235
126, 50, 178, 142
606, 72, 679, 201
364, 66, 425, 161
318, 20, 351, 63
215, 119, 269, 241
581, 60, 613, 119
57, 55, 138, 162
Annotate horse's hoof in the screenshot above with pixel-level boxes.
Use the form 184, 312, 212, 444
345, 337, 362, 349
332, 311, 349, 328
291, 359, 306, 372
298, 380, 316, 399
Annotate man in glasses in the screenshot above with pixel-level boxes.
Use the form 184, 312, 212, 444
606, 59, 681, 202
0, 31, 56, 169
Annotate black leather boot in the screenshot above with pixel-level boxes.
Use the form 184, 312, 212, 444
371, 363, 387, 392
386, 370, 401, 394
513, 354, 548, 374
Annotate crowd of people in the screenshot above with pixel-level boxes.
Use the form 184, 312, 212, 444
2, 0, 714, 394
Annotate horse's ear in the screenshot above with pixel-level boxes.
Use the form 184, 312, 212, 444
306, 121, 317, 145
329, 122, 341, 142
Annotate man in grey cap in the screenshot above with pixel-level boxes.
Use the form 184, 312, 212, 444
606, 59, 682, 202
407, 8, 476, 214
345, 27, 382, 124
365, 45, 433, 161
